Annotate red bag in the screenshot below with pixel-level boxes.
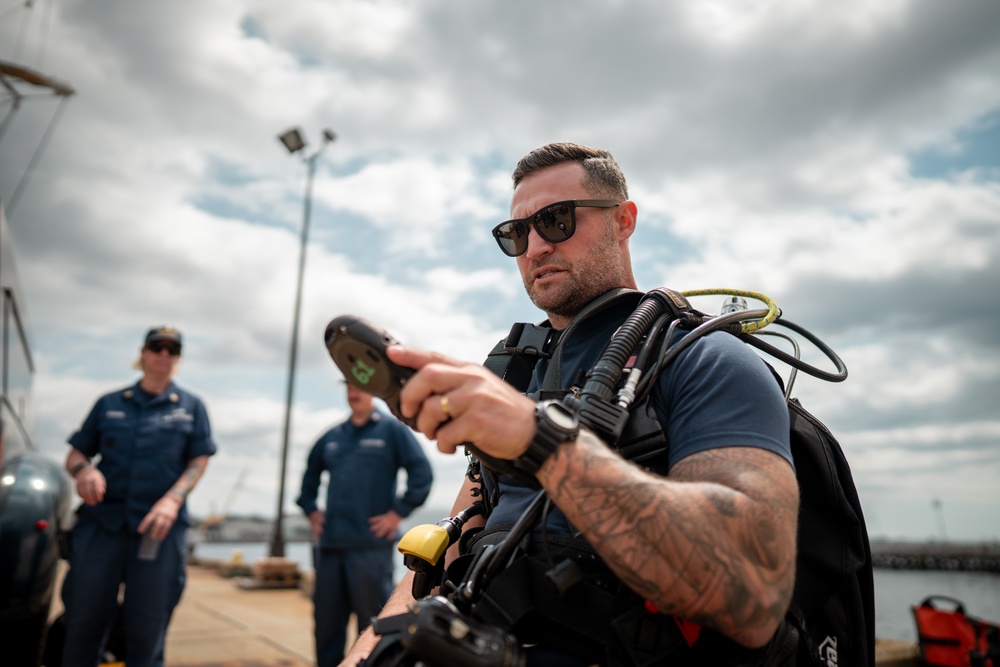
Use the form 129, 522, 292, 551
912, 595, 1000, 667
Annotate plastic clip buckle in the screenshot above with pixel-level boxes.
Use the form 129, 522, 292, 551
504, 323, 559, 359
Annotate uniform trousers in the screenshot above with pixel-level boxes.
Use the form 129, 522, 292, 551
314, 545, 394, 667
61, 519, 186, 667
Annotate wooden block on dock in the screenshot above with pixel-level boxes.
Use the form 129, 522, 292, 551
252, 557, 300, 578
234, 576, 300, 590
229, 557, 303, 589
875, 638, 919, 667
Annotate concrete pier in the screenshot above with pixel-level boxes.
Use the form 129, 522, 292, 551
166, 564, 317, 666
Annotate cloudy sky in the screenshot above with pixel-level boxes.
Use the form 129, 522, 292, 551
2, 0, 998, 543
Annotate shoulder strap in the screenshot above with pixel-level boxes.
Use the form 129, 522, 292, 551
483, 322, 558, 392
483, 288, 644, 393
541, 288, 644, 392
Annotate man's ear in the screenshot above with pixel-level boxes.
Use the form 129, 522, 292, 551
615, 200, 638, 240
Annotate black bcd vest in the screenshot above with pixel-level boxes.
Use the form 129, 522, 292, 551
475, 288, 875, 667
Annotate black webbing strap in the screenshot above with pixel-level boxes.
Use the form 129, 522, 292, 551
472, 554, 620, 646
484, 322, 559, 391
484, 288, 644, 393
473, 552, 704, 667
541, 288, 644, 393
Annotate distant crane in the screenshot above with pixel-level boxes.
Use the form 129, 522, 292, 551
199, 467, 249, 539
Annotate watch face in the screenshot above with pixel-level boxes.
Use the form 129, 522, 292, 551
545, 403, 577, 429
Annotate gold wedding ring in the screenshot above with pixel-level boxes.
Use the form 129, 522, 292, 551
440, 394, 451, 418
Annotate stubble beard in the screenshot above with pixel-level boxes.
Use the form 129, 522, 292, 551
524, 221, 625, 322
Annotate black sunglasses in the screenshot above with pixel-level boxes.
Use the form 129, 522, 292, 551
492, 199, 620, 257
146, 341, 181, 356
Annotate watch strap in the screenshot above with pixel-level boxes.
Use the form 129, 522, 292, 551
514, 400, 579, 475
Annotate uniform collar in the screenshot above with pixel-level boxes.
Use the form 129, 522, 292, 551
123, 380, 180, 404
349, 409, 381, 431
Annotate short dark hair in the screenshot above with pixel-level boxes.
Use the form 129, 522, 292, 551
512, 142, 628, 200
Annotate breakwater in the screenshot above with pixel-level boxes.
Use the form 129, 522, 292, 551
871, 540, 1000, 572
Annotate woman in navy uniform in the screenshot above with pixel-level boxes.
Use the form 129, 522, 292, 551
61, 325, 217, 667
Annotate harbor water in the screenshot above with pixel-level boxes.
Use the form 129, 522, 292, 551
192, 541, 1000, 645
873, 568, 1000, 642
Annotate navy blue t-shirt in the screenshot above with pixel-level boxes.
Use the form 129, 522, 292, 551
484, 301, 791, 534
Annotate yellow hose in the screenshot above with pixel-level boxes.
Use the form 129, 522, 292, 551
680, 288, 780, 334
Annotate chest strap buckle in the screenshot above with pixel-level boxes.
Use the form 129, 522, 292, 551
504, 323, 559, 359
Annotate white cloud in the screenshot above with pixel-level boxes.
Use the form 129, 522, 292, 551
3, 0, 999, 542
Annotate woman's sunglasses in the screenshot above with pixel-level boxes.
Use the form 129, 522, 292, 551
146, 341, 181, 356
491, 199, 620, 257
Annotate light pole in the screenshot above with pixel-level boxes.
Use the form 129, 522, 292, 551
269, 126, 336, 558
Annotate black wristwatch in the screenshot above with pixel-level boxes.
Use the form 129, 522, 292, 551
514, 399, 580, 476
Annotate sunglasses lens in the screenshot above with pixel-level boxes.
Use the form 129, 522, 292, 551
148, 342, 180, 355
534, 203, 573, 242
492, 202, 580, 257
495, 220, 528, 257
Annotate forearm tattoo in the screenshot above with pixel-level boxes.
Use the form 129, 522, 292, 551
542, 431, 797, 644
169, 458, 207, 500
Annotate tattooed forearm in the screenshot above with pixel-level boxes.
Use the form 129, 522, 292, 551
167, 455, 209, 501
538, 430, 798, 648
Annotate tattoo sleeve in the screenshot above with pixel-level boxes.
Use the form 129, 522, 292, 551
537, 431, 799, 648
169, 455, 209, 500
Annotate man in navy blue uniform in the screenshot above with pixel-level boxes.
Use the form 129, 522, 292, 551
61, 325, 216, 667
297, 382, 433, 667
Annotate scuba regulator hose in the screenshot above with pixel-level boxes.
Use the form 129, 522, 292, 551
394, 286, 848, 614
398, 502, 486, 599
680, 288, 847, 384
571, 287, 846, 448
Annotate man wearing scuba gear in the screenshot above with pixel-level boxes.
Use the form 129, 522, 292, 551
339, 143, 797, 666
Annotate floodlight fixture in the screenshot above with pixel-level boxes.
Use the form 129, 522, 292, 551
278, 127, 307, 154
